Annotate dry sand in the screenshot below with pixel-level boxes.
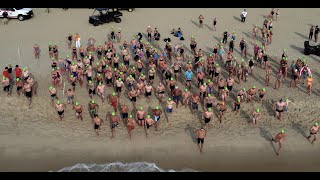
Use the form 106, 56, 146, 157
0, 8, 320, 172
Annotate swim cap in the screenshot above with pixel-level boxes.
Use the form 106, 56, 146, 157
237, 98, 240, 102
156, 106, 159, 109
208, 108, 212, 112
129, 114, 133, 118
208, 79, 211, 83
16, 78, 20, 81
253, 85, 256, 88
216, 64, 219, 67
112, 112, 116, 116
75, 102, 79, 106
185, 88, 188, 92
256, 108, 260, 112
315, 122, 319, 126
97, 73, 101, 77
262, 88, 266, 91
88, 80, 92, 84
118, 78, 122, 81
106, 65, 109, 68
243, 88, 246, 91
71, 75, 74, 78
168, 98, 172, 101
129, 75, 133, 78
140, 106, 143, 110
224, 87, 228, 90
147, 115, 150, 118
112, 92, 116, 96
121, 63, 124, 66
99, 82, 102, 85
203, 83, 207, 86
281, 129, 285, 133
285, 98, 289, 102
49, 86, 53, 90
114, 68, 117, 71
72, 62, 75, 65
141, 73, 144, 76
57, 100, 60, 104
133, 67, 136, 69
91, 100, 95, 104
120, 72, 123, 75
208, 94, 211, 97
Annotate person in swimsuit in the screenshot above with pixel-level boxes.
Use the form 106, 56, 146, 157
234, 98, 241, 114
92, 114, 102, 136
55, 100, 66, 121
33, 43, 41, 59
251, 108, 261, 126
16, 78, 23, 96
265, 65, 271, 86
271, 129, 286, 156
216, 101, 227, 123
307, 122, 320, 144
109, 111, 119, 138
258, 88, 266, 102
73, 101, 84, 121
273, 99, 286, 120
88, 100, 99, 119
203, 108, 213, 129
198, 14, 204, 28
2, 76, 10, 96
136, 107, 146, 127
307, 74, 313, 96
145, 115, 154, 136
213, 18, 217, 31
195, 127, 207, 153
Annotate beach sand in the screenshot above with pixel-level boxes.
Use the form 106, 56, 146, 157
0, 8, 320, 172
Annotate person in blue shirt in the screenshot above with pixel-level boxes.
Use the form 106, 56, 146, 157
185, 69, 193, 89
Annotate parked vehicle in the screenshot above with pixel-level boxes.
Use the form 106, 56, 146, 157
304, 41, 320, 56
0, 8, 33, 21
112, 8, 134, 12
89, 8, 122, 26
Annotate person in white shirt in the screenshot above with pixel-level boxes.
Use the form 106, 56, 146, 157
241, 9, 247, 23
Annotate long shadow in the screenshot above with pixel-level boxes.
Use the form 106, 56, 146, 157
262, 100, 274, 116
213, 35, 221, 42
251, 74, 266, 86
191, 20, 199, 28
205, 24, 213, 31
185, 124, 197, 143
240, 109, 251, 124
233, 16, 241, 22
142, 32, 157, 48
196, 110, 204, 125
242, 31, 252, 39
291, 121, 307, 138
294, 32, 308, 39
259, 127, 278, 156
258, 14, 268, 19
290, 45, 304, 54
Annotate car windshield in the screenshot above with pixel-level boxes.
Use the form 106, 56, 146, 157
15, 8, 23, 10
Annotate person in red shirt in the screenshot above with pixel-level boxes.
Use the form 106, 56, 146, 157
2, 67, 10, 79
15, 65, 22, 79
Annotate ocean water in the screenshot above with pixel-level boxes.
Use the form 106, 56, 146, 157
56, 162, 199, 172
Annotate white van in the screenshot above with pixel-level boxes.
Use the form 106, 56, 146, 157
0, 8, 33, 21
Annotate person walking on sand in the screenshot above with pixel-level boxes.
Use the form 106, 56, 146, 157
2, 76, 10, 96
88, 99, 99, 119
314, 25, 319, 42
271, 129, 286, 156
109, 92, 118, 112
216, 101, 227, 123
203, 108, 213, 129
241, 9, 247, 23
136, 107, 146, 127
73, 101, 84, 121
213, 18, 217, 31
33, 43, 41, 59
309, 26, 314, 40
152, 106, 162, 131
145, 115, 154, 136
273, 99, 286, 120
307, 74, 313, 96
92, 114, 102, 136
198, 14, 204, 28
127, 114, 135, 141
109, 112, 119, 139
75, 33, 81, 49
55, 100, 66, 121
251, 108, 261, 126
120, 103, 129, 125
307, 122, 320, 144
195, 127, 207, 153
275, 9, 280, 21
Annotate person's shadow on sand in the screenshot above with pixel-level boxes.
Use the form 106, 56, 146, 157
191, 20, 199, 28
294, 32, 308, 39
185, 124, 197, 143
205, 24, 213, 31
291, 121, 307, 138
259, 127, 277, 156
233, 16, 241, 22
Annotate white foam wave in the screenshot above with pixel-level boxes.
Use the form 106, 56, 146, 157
55, 162, 198, 172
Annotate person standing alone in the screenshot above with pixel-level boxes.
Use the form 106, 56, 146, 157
309, 26, 314, 40
241, 9, 247, 23
314, 25, 319, 42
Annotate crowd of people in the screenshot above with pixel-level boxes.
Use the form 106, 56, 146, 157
2, 8, 319, 155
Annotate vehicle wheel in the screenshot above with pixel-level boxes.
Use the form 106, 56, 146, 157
113, 8, 118, 11
128, 8, 133, 12
18, 15, 24, 21
93, 21, 99, 26
304, 49, 311, 55
115, 18, 121, 23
